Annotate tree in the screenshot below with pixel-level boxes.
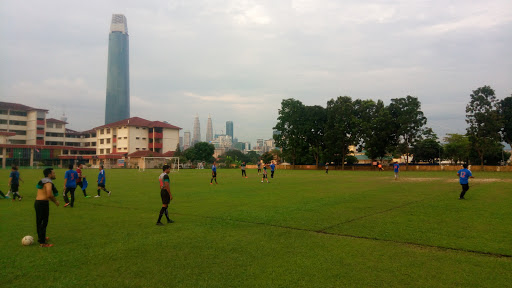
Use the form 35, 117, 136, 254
388, 96, 427, 168
184, 142, 215, 163
466, 85, 502, 168
500, 95, 512, 148
270, 149, 282, 164
303, 105, 327, 166
261, 152, 274, 164
411, 128, 442, 163
245, 151, 260, 164
273, 99, 309, 166
325, 96, 357, 170
443, 134, 471, 164
356, 100, 395, 161
468, 139, 508, 165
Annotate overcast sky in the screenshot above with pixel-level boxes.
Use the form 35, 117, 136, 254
1, 0, 511, 146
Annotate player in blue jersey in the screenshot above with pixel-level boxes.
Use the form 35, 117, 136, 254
63, 164, 79, 207
457, 164, 474, 199
393, 161, 400, 180
156, 165, 173, 225
9, 166, 24, 201
95, 165, 111, 197
270, 162, 276, 178
210, 162, 218, 184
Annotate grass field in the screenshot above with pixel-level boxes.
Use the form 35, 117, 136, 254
1, 168, 511, 287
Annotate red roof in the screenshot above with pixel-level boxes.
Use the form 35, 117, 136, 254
127, 150, 166, 158
162, 151, 175, 157
47, 118, 68, 124
0, 144, 95, 151
94, 117, 181, 130
0, 101, 48, 112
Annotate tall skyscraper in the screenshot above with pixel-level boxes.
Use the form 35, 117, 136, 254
226, 121, 233, 143
192, 114, 201, 144
206, 114, 213, 142
183, 131, 191, 149
105, 14, 130, 124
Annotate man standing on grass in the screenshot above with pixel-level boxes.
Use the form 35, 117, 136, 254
257, 161, 262, 175
35, 168, 60, 247
325, 163, 329, 174
261, 165, 269, 183
9, 166, 24, 201
95, 165, 111, 197
270, 162, 276, 178
63, 164, 78, 207
156, 165, 173, 225
210, 162, 218, 184
76, 163, 90, 198
457, 164, 474, 200
393, 161, 400, 180
241, 162, 247, 178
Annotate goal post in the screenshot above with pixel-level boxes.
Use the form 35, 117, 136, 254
139, 157, 180, 172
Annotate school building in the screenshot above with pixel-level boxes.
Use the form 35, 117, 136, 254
0, 101, 181, 169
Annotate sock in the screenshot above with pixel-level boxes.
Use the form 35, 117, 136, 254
157, 207, 166, 222
164, 208, 171, 221
0, 191, 5, 198
97, 189, 100, 196
83, 189, 87, 196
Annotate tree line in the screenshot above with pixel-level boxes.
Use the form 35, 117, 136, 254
273, 85, 512, 168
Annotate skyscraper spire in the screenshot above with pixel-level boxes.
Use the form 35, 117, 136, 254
206, 114, 213, 142
105, 14, 130, 124
192, 114, 201, 144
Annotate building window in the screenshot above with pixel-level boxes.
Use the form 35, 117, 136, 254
107, 138, 111, 144
100, 129, 104, 135
124, 137, 127, 139
106, 128, 110, 134
100, 149, 104, 154
46, 123, 53, 128
9, 120, 27, 126
10, 110, 27, 116
118, 137, 122, 139
136, 137, 139, 140
136, 148, 139, 150
0, 119, 7, 124
106, 148, 111, 154
0, 110, 7, 115
100, 139, 104, 144
142, 137, 146, 140
56, 124, 63, 128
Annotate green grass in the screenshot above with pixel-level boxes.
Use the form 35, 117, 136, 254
1, 168, 511, 287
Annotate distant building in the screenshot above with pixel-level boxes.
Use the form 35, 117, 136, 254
226, 121, 233, 144
206, 115, 213, 142
192, 114, 201, 144
183, 131, 191, 149
105, 14, 130, 124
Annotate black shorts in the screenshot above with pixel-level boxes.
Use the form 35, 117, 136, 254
11, 184, 19, 193
77, 182, 84, 188
161, 189, 170, 204
98, 183, 105, 188
263, 174, 267, 178
212, 172, 217, 178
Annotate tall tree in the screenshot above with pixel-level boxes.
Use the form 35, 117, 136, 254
466, 85, 502, 168
273, 99, 308, 166
388, 96, 427, 168
303, 105, 327, 167
443, 134, 470, 165
500, 95, 512, 148
411, 129, 442, 163
357, 100, 396, 160
325, 96, 357, 170
184, 142, 215, 163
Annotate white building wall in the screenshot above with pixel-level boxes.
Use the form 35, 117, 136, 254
162, 128, 179, 152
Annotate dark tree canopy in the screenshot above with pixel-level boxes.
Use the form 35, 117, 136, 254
325, 96, 357, 169
500, 95, 512, 147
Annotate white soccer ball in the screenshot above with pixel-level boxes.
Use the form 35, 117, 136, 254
22, 235, 34, 246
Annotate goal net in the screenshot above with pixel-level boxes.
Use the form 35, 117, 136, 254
139, 157, 180, 172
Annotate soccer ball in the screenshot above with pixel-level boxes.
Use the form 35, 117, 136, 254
22, 235, 34, 246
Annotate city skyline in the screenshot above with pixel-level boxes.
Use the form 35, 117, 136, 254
1, 1, 511, 146
105, 14, 130, 124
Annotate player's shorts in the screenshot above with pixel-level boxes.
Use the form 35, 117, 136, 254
161, 189, 171, 204
98, 183, 106, 188
11, 184, 19, 192
77, 182, 84, 188
263, 174, 267, 178
212, 172, 217, 178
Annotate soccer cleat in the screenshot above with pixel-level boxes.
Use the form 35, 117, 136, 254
64, 203, 70, 207
459, 197, 465, 200
45, 237, 50, 241
94, 195, 101, 198
167, 219, 174, 224
261, 181, 263, 183
40, 243, 54, 247
18, 196, 23, 201
156, 222, 164, 226
108, 191, 111, 196
85, 195, 91, 198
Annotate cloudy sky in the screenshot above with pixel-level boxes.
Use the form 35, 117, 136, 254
1, 0, 511, 145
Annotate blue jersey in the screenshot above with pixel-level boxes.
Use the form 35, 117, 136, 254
270, 163, 275, 171
212, 165, 217, 173
458, 168, 472, 184
9, 171, 20, 185
98, 169, 106, 185
64, 170, 78, 188
394, 164, 400, 173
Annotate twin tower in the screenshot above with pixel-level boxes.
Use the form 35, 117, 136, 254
105, 14, 130, 124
